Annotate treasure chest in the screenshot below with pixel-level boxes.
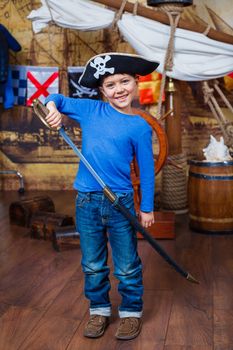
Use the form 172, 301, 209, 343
52, 225, 80, 252
9, 196, 55, 227
30, 211, 74, 240
137, 211, 175, 239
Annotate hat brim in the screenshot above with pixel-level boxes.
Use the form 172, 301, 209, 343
79, 52, 160, 88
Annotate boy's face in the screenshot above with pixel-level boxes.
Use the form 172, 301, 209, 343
99, 74, 138, 114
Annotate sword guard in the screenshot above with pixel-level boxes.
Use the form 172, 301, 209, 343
32, 98, 60, 131
103, 186, 118, 204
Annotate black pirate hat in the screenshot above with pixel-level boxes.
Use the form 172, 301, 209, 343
79, 52, 160, 88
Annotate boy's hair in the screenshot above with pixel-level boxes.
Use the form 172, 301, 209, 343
99, 73, 136, 87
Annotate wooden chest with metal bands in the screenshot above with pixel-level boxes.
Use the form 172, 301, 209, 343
9, 196, 55, 227
52, 225, 80, 252
30, 211, 74, 240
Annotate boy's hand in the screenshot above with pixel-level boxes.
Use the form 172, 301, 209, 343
139, 211, 154, 228
45, 101, 62, 128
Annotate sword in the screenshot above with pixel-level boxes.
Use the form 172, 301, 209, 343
32, 98, 199, 284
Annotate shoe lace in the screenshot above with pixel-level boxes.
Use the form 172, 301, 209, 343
120, 317, 138, 330
88, 315, 105, 326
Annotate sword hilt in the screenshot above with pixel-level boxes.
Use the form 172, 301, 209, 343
103, 186, 118, 204
32, 98, 60, 130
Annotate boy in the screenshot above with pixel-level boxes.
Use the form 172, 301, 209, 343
45, 53, 159, 340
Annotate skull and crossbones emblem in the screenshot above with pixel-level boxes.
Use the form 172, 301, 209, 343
90, 55, 115, 79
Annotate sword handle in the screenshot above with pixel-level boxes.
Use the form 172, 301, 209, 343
32, 98, 61, 130
103, 186, 118, 204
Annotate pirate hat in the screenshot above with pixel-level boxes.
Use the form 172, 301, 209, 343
79, 52, 160, 88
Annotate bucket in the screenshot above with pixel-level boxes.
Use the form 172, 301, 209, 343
188, 160, 233, 233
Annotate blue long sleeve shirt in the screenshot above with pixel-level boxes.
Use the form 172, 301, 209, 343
45, 94, 155, 212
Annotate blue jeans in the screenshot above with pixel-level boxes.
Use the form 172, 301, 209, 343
76, 191, 143, 318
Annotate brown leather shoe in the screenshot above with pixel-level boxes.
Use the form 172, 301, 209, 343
115, 317, 142, 340
84, 315, 109, 338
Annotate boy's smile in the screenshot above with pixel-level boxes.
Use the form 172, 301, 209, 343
100, 74, 138, 115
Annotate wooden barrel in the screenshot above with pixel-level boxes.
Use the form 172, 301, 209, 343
188, 160, 233, 233
9, 196, 55, 227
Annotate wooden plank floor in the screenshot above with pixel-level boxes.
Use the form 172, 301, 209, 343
0, 190, 232, 350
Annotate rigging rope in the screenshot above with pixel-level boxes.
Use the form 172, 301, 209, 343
202, 81, 233, 147
157, 4, 183, 119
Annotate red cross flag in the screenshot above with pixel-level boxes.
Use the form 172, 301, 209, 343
26, 67, 59, 106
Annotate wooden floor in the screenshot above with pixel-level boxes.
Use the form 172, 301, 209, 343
0, 191, 233, 350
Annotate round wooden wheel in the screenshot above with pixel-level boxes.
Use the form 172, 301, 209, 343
131, 108, 168, 210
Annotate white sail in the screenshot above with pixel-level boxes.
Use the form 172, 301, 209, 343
27, 0, 233, 81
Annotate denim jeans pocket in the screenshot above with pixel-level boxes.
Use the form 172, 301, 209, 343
117, 192, 134, 210
76, 192, 90, 208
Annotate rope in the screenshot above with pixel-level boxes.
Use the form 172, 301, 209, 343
156, 4, 183, 119
202, 81, 232, 144
162, 7, 182, 71
44, 0, 56, 25
111, 0, 127, 29
161, 153, 188, 211
133, 1, 139, 16
157, 72, 167, 120
213, 80, 233, 113
203, 24, 211, 36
